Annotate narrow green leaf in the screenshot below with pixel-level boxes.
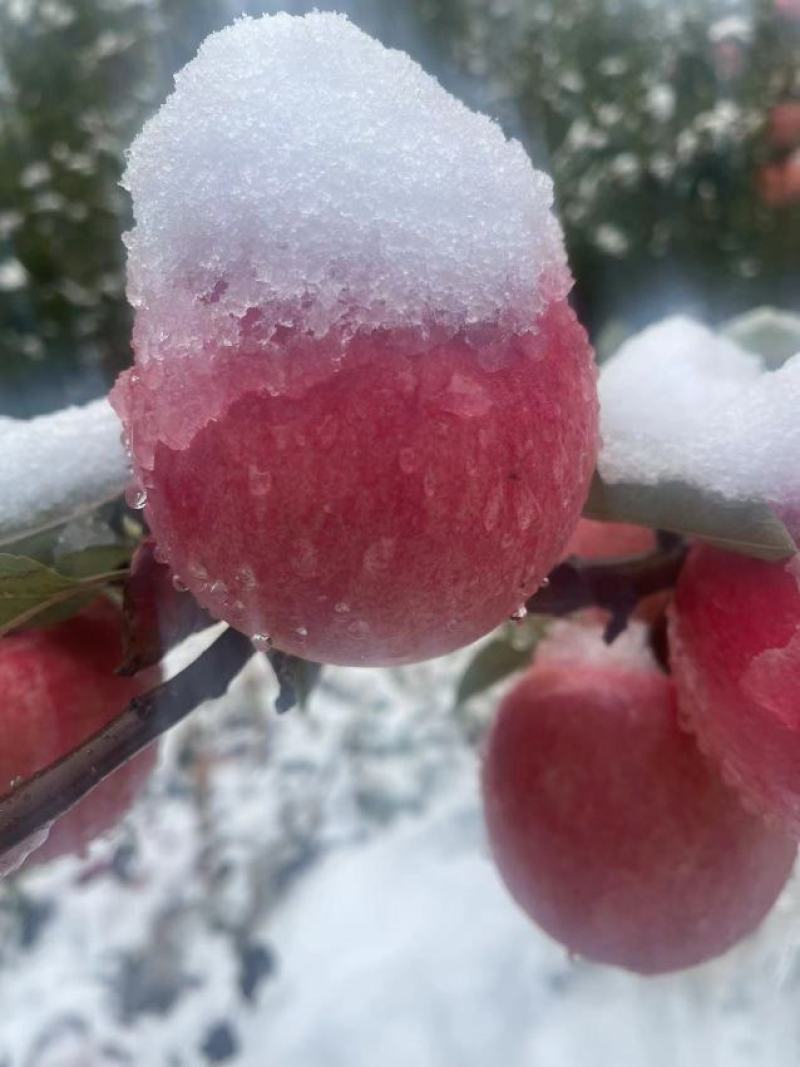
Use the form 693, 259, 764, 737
55, 544, 132, 580
455, 634, 534, 707
584, 474, 797, 562
0, 551, 129, 635
0, 554, 80, 633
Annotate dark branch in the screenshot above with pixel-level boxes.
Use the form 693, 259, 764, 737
119, 537, 215, 675
0, 626, 254, 862
526, 531, 687, 641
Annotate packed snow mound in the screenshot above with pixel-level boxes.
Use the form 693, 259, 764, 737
599, 316, 800, 512
124, 11, 569, 355
0, 399, 128, 545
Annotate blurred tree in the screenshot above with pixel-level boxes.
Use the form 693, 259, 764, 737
1, 0, 799, 414
411, 0, 800, 341
0, 0, 162, 415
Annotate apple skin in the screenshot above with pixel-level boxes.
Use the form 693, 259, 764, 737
481, 621, 796, 974
0, 601, 157, 868
114, 300, 598, 666
562, 518, 656, 561
670, 543, 800, 834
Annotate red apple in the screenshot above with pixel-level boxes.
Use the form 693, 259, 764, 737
562, 518, 656, 561
482, 620, 796, 974
114, 300, 598, 666
0, 601, 157, 868
670, 543, 800, 834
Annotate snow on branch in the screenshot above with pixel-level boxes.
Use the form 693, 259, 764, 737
0, 398, 129, 547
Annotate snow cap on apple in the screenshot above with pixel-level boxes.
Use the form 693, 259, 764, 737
112, 12, 598, 665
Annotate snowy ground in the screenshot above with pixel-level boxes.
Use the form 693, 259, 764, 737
1, 649, 800, 1067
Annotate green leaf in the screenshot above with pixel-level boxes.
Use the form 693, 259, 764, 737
584, 474, 797, 562
455, 626, 540, 707
0, 554, 80, 633
722, 307, 800, 370
55, 544, 132, 579
0, 551, 129, 635
0, 524, 66, 565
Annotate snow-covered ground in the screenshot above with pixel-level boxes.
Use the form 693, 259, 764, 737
1, 650, 799, 1067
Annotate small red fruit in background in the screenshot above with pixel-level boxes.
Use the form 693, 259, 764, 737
481, 620, 795, 974
757, 152, 800, 208
670, 543, 800, 834
562, 518, 656, 561
775, 0, 800, 20
767, 102, 800, 150
0, 601, 157, 868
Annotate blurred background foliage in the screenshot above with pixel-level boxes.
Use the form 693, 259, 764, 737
1, 0, 799, 416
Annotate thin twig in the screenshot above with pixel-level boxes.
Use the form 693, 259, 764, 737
526, 531, 687, 641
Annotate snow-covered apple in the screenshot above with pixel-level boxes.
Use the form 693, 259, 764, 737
112, 13, 598, 666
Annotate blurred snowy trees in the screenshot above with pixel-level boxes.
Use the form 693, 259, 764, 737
1, 0, 799, 406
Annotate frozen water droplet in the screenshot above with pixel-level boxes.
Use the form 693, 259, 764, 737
512, 482, 540, 531
510, 605, 528, 622
541, 576, 550, 588
436, 371, 493, 417
295, 626, 308, 637
153, 543, 168, 565
248, 464, 273, 498
125, 484, 147, 510
252, 633, 272, 651
483, 485, 503, 532
334, 601, 350, 614
398, 447, 418, 474
317, 414, 339, 448
237, 565, 257, 590
363, 537, 396, 574
172, 574, 188, 593
188, 560, 208, 581
291, 539, 318, 578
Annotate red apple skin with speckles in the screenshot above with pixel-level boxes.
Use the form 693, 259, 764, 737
113, 300, 598, 666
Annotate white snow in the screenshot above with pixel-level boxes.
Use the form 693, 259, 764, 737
0, 258, 27, 291
0, 398, 129, 546
124, 11, 568, 367
2, 650, 800, 1066
536, 617, 658, 672
598, 315, 800, 513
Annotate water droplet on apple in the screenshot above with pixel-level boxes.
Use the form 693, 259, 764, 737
125, 484, 148, 510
